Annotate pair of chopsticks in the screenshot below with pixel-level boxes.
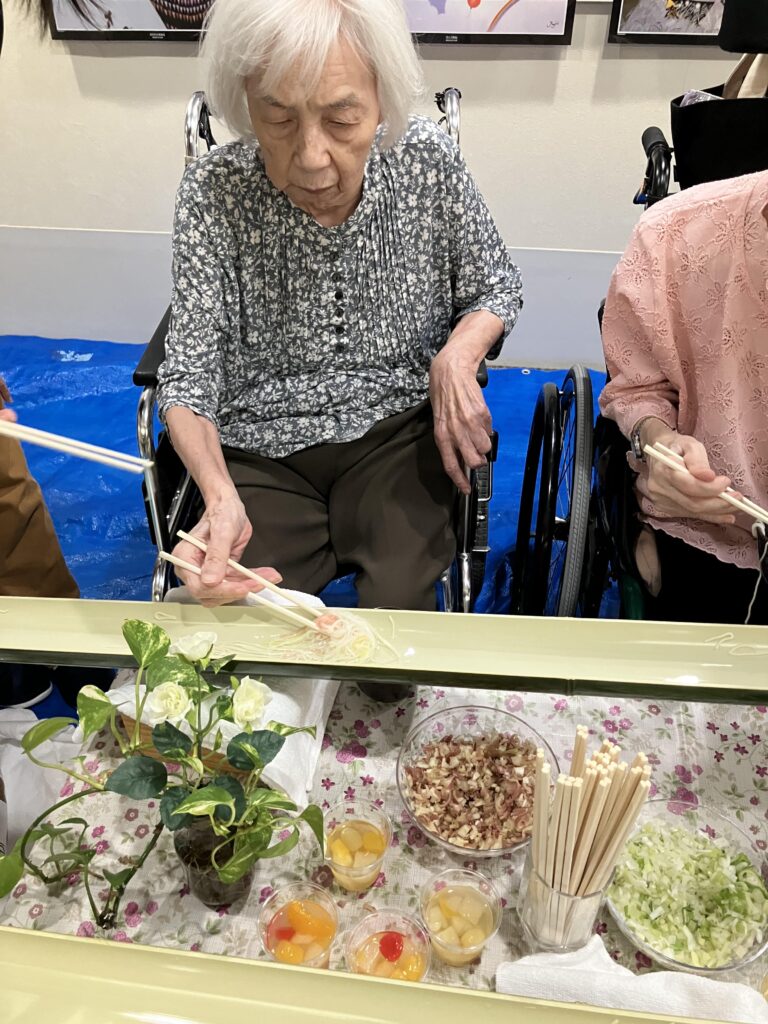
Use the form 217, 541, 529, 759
644, 441, 768, 527
160, 530, 328, 633
0, 418, 152, 475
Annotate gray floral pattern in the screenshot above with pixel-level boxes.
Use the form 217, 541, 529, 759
157, 116, 522, 458
1, 685, 765, 1002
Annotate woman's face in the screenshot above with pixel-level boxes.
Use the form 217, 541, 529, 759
247, 40, 381, 228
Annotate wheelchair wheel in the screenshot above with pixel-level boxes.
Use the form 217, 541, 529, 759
546, 366, 594, 616
510, 367, 593, 617
510, 382, 560, 615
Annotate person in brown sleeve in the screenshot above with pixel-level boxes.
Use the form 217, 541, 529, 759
1, 377, 80, 707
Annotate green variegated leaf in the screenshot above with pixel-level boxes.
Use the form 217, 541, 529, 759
266, 721, 317, 739
173, 785, 235, 820
297, 804, 324, 848
146, 655, 199, 692
21, 717, 77, 754
122, 620, 170, 669
258, 829, 300, 860
77, 687, 114, 742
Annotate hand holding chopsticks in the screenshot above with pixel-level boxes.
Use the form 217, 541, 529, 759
163, 533, 339, 634
175, 530, 330, 625
644, 441, 768, 528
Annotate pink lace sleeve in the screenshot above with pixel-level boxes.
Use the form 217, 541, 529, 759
598, 221, 681, 440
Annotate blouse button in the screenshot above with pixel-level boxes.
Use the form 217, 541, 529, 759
335, 342, 346, 353
335, 325, 345, 335
334, 290, 344, 301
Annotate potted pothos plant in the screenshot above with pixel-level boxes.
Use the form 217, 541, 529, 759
0, 620, 323, 924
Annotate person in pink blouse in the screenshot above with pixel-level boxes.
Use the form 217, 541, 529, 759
600, 170, 768, 625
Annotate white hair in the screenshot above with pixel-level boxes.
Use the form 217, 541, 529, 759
201, 0, 425, 149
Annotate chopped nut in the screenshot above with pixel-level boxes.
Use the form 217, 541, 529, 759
403, 731, 538, 851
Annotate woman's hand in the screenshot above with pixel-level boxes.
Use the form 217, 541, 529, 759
429, 346, 493, 496
636, 419, 737, 526
172, 494, 282, 607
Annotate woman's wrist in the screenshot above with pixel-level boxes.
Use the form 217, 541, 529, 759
631, 416, 676, 456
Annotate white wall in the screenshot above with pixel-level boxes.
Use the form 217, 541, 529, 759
0, 1, 737, 362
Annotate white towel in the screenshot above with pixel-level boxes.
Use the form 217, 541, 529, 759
0, 709, 82, 847
496, 936, 768, 1024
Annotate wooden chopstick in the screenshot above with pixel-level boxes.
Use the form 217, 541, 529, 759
644, 444, 768, 527
0, 418, 152, 475
653, 441, 768, 522
176, 529, 324, 623
159, 551, 323, 633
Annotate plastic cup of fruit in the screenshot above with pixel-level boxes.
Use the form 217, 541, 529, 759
420, 868, 502, 967
324, 798, 391, 892
345, 909, 431, 982
259, 882, 338, 969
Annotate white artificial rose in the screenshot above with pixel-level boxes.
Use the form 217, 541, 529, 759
232, 677, 273, 730
168, 631, 217, 662
145, 682, 193, 726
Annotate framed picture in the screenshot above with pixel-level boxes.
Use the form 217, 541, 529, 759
49, 0, 211, 39
609, 0, 724, 44
408, 0, 577, 46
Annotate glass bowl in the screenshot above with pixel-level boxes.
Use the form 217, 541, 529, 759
344, 909, 431, 982
606, 798, 768, 975
396, 704, 560, 858
259, 882, 339, 969
420, 867, 502, 966
323, 797, 392, 892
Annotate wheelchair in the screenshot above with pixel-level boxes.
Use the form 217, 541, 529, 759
510, 127, 674, 619
134, 88, 498, 613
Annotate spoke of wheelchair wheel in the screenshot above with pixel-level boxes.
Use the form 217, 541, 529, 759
557, 440, 575, 517
547, 541, 567, 609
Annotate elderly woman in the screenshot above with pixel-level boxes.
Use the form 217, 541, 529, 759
158, 0, 521, 620
600, 169, 768, 625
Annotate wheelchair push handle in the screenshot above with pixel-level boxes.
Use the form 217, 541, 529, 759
634, 126, 672, 210
642, 126, 669, 158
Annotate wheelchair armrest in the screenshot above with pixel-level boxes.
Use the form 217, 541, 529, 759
476, 359, 488, 389
133, 306, 172, 387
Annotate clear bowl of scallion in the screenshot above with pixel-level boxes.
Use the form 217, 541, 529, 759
606, 798, 768, 975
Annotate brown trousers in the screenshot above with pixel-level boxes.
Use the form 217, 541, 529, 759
0, 437, 79, 598
225, 402, 456, 610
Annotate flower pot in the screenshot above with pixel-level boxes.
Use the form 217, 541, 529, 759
173, 819, 253, 908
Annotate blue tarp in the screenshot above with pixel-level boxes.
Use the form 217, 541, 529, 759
1, 335, 606, 614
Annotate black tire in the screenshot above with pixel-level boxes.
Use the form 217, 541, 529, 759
546, 366, 594, 616
510, 382, 560, 615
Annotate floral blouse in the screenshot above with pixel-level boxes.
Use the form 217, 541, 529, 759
600, 171, 768, 569
157, 116, 522, 458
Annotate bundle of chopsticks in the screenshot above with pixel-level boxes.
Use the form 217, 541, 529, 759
161, 531, 337, 634
528, 725, 651, 945
0, 418, 152, 475
644, 441, 768, 528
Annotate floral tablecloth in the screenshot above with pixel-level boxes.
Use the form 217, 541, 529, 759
1, 681, 767, 1000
